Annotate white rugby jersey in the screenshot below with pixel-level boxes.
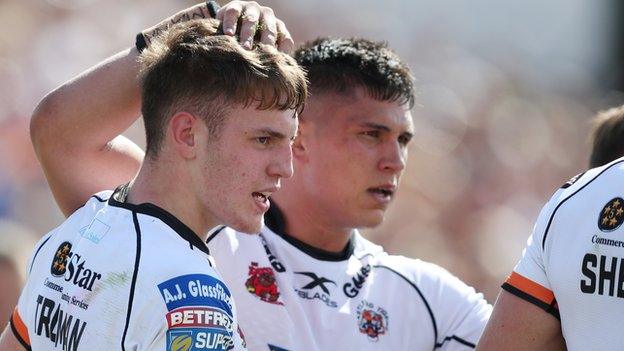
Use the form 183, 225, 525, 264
503, 157, 624, 350
10, 185, 246, 351
208, 204, 491, 351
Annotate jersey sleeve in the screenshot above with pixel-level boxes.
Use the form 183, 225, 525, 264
501, 189, 564, 320
422, 262, 492, 350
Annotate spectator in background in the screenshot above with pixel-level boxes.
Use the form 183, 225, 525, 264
589, 104, 624, 167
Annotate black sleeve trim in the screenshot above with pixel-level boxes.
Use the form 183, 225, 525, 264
435, 335, 475, 349
501, 283, 560, 320
206, 225, 227, 244
373, 265, 438, 344
9, 314, 31, 351
542, 159, 624, 249
92, 194, 107, 202
121, 211, 142, 351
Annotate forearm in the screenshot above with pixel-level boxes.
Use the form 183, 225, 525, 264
31, 47, 142, 155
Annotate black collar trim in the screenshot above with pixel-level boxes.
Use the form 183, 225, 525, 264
264, 203, 354, 261
109, 184, 210, 256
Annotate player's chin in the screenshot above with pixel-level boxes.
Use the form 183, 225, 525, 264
354, 209, 386, 228
227, 214, 264, 235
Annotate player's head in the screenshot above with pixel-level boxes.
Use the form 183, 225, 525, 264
589, 105, 624, 168
290, 37, 414, 228
139, 19, 307, 233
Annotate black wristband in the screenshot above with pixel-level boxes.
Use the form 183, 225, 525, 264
135, 32, 148, 53
207, 1, 221, 18
135, 1, 221, 53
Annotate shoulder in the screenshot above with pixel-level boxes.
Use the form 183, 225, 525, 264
551, 157, 624, 206
372, 254, 467, 293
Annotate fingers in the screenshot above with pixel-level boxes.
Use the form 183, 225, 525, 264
258, 7, 277, 46
216, 1, 293, 52
237, 2, 261, 49
275, 19, 294, 53
217, 1, 243, 35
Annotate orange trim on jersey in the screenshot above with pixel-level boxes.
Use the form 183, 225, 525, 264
505, 272, 554, 306
10, 308, 30, 346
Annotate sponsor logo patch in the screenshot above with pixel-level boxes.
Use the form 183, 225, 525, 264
245, 262, 283, 305
599, 197, 624, 232
50, 241, 102, 291
159, 274, 236, 351
343, 264, 371, 298
294, 272, 337, 308
356, 300, 389, 342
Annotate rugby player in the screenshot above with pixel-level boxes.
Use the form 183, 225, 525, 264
0, 2, 304, 350
477, 107, 624, 350
21, 9, 492, 351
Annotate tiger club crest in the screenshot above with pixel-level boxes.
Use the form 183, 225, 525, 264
356, 300, 389, 342
245, 262, 283, 305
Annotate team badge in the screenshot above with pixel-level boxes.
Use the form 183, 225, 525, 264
598, 197, 624, 232
356, 300, 389, 342
51, 241, 72, 276
245, 262, 283, 305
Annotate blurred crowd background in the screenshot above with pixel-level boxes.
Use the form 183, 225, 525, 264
1, 0, 623, 328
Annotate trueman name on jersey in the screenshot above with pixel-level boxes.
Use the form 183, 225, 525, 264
158, 274, 237, 351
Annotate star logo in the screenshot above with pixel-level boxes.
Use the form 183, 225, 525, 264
598, 198, 624, 232
50, 241, 72, 276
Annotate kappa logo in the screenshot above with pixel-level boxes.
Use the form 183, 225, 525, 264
245, 262, 283, 305
598, 197, 624, 232
356, 300, 389, 342
294, 272, 337, 308
50, 242, 102, 291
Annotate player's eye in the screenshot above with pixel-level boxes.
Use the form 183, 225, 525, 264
361, 130, 380, 139
398, 134, 412, 147
256, 136, 271, 145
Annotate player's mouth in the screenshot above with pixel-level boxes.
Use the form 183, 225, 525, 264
367, 184, 396, 205
252, 188, 278, 212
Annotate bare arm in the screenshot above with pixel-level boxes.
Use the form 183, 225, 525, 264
476, 290, 566, 351
30, 48, 145, 216
30, 1, 294, 217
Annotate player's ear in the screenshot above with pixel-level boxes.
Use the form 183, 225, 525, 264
169, 111, 198, 159
292, 121, 309, 163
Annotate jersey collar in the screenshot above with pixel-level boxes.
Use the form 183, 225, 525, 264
264, 202, 355, 261
109, 183, 211, 256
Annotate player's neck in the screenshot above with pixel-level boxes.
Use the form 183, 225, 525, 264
271, 192, 353, 253
127, 160, 216, 241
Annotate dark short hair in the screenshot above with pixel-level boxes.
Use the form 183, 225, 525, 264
589, 105, 624, 168
139, 19, 307, 158
294, 37, 414, 108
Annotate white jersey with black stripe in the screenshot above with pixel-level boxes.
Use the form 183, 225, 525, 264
207, 205, 491, 351
11, 186, 246, 351
503, 157, 624, 350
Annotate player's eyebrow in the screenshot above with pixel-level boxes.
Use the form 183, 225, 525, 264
360, 122, 391, 132
360, 122, 414, 137
256, 128, 288, 139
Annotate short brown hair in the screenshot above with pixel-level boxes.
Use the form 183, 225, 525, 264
139, 19, 307, 158
294, 37, 414, 108
589, 105, 624, 168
